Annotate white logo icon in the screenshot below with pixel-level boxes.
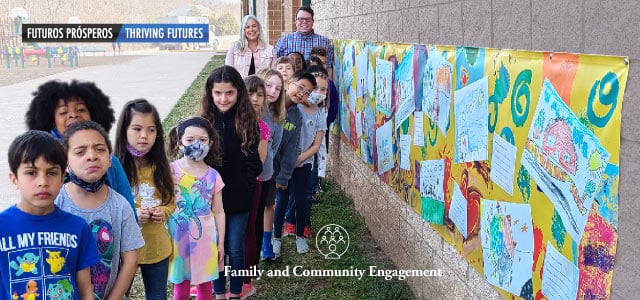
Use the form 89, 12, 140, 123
315, 224, 350, 259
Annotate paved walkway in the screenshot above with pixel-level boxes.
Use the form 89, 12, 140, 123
0, 51, 214, 209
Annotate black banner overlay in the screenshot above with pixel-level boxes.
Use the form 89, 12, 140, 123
22, 24, 122, 43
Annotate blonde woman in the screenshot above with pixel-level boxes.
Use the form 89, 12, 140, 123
225, 15, 274, 77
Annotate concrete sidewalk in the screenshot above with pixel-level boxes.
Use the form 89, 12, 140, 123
0, 51, 214, 209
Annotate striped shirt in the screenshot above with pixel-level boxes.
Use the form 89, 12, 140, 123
274, 30, 334, 68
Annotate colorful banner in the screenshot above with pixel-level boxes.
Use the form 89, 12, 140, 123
333, 40, 628, 300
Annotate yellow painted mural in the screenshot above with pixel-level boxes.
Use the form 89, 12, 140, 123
333, 40, 628, 299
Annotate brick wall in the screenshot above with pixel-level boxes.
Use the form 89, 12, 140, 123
264, 0, 281, 45
261, 0, 303, 46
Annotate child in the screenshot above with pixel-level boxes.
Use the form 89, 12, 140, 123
308, 48, 339, 193
199, 65, 262, 300
238, 75, 270, 297
309, 47, 328, 68
55, 121, 145, 300
287, 51, 307, 72
255, 68, 286, 260
114, 99, 176, 299
245, 76, 270, 164
307, 55, 324, 68
308, 65, 331, 185
309, 47, 339, 134
25, 79, 138, 221
272, 70, 317, 256
166, 117, 226, 300
283, 65, 330, 238
1, 130, 100, 300
274, 56, 295, 82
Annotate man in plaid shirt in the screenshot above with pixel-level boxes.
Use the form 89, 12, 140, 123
275, 6, 334, 77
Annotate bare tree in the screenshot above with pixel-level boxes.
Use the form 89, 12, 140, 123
42, 0, 63, 22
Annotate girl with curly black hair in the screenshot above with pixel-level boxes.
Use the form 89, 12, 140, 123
25, 79, 137, 221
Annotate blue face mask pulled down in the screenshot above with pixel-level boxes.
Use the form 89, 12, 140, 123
181, 141, 210, 161
67, 167, 107, 193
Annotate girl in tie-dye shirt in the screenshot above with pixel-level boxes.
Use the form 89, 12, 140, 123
166, 117, 226, 300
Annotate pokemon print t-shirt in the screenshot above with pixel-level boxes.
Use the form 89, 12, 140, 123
0, 205, 100, 300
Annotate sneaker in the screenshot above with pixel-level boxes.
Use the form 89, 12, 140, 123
226, 283, 255, 300
283, 222, 296, 237
189, 286, 197, 297
303, 226, 312, 238
272, 238, 281, 258
296, 236, 309, 254
240, 283, 256, 299
214, 294, 227, 300
261, 241, 276, 261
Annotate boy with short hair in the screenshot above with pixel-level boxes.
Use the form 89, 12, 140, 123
1, 130, 100, 299
271, 71, 317, 258
274, 56, 296, 82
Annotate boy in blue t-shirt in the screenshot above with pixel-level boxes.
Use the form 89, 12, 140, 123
0, 130, 100, 299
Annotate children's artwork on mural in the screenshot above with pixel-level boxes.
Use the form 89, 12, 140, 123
577, 207, 618, 299
456, 47, 486, 89
394, 48, 416, 129
342, 43, 354, 90
355, 112, 363, 138
362, 102, 376, 165
420, 159, 445, 224
593, 164, 619, 229
490, 134, 517, 195
360, 139, 370, 165
356, 49, 369, 98
340, 94, 351, 142
400, 134, 411, 170
333, 39, 627, 300
521, 79, 610, 241
413, 111, 424, 146
367, 55, 375, 99
342, 45, 357, 114
420, 160, 445, 201
348, 79, 357, 118
454, 76, 489, 163
541, 241, 579, 300
376, 59, 393, 117
422, 50, 453, 135
480, 198, 533, 295
449, 181, 468, 238
376, 120, 394, 174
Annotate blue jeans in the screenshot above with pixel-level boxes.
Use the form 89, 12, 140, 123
140, 257, 169, 300
284, 189, 296, 224
213, 212, 249, 295
310, 155, 319, 194
274, 164, 312, 238
285, 161, 317, 226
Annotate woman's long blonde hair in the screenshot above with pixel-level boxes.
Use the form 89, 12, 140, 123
236, 15, 266, 52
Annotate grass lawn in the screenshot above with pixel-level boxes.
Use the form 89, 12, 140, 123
129, 55, 414, 299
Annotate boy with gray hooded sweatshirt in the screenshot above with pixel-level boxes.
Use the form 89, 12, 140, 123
271, 71, 317, 258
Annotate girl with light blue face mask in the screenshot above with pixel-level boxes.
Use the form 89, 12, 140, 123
165, 117, 226, 299
182, 139, 210, 161
167, 117, 221, 163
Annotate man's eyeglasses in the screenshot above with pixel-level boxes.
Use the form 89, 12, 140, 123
293, 82, 312, 97
296, 17, 313, 23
